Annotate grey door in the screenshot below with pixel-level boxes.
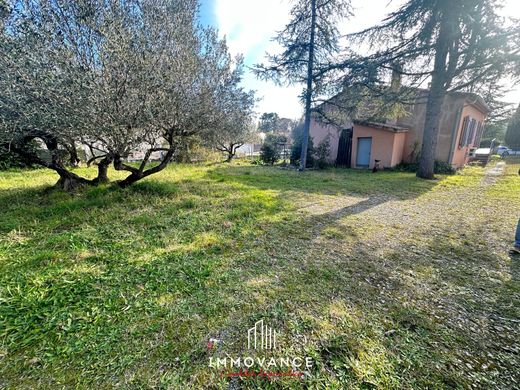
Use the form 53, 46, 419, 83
356, 137, 372, 167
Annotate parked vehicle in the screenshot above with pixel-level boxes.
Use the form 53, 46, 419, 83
496, 146, 520, 157
496, 146, 509, 156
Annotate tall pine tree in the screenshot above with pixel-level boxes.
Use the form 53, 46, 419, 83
255, 0, 351, 170
337, 0, 520, 178
505, 104, 520, 149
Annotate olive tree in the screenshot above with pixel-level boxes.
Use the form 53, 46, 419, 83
0, 0, 249, 190
214, 115, 256, 163
209, 60, 256, 162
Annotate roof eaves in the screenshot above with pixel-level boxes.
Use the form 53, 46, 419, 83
353, 119, 409, 133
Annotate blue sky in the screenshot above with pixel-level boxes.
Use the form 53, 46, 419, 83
198, 0, 303, 119
198, 0, 216, 27
200, 0, 520, 120
199, 0, 271, 66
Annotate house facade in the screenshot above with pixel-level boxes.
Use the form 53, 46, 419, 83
310, 91, 489, 169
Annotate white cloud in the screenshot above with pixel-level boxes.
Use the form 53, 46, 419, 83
215, 0, 302, 119
215, 0, 290, 60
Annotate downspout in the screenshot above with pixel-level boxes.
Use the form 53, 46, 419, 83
448, 106, 463, 166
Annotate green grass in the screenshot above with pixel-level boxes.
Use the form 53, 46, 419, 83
0, 163, 519, 389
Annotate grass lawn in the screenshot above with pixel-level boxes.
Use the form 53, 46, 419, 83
0, 162, 519, 389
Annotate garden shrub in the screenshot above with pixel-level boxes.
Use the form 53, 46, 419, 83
290, 137, 315, 167
260, 134, 286, 165
392, 160, 455, 174
260, 142, 279, 165
434, 160, 456, 174
314, 135, 331, 169
0, 143, 37, 170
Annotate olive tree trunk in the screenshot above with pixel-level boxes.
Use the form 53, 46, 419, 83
55, 169, 92, 191
93, 155, 113, 184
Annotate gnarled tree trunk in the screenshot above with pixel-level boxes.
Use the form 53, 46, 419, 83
93, 155, 113, 184
13, 129, 95, 191
219, 142, 242, 162
64, 144, 80, 167
115, 147, 175, 188
226, 152, 234, 162
225, 144, 236, 162
55, 169, 92, 191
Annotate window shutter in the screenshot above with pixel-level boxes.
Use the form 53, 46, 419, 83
459, 116, 469, 148
474, 122, 483, 147
467, 119, 476, 146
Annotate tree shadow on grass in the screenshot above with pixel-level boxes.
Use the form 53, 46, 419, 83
189, 171, 519, 388
0, 172, 417, 388
204, 165, 442, 200
334, 209, 520, 389
1, 165, 512, 388
202, 209, 468, 389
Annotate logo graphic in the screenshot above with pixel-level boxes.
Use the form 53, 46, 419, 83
247, 319, 278, 350
208, 319, 313, 375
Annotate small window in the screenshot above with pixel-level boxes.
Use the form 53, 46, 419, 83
458, 116, 481, 148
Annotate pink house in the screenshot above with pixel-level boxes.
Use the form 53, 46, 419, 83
310, 90, 489, 169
